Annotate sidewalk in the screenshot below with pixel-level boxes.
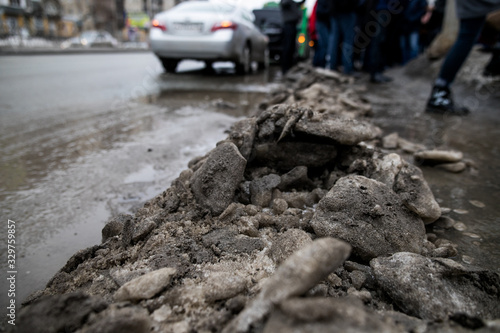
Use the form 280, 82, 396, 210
0, 37, 150, 56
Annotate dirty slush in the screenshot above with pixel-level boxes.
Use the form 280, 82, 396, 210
10, 64, 500, 333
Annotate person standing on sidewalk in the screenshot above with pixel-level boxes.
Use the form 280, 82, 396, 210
426, 0, 500, 115
328, 0, 360, 74
280, 0, 306, 74
366, 0, 395, 83
400, 0, 428, 64
313, 0, 334, 68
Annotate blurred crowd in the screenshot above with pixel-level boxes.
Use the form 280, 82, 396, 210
276, 0, 500, 116
303, 0, 500, 83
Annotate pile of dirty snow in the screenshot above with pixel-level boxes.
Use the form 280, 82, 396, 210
14, 64, 500, 333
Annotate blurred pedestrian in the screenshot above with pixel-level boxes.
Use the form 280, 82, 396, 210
313, 0, 334, 67
280, 0, 306, 74
309, 1, 318, 58
420, 0, 447, 52
400, 0, 428, 64
383, 0, 406, 67
328, 0, 360, 74
128, 27, 137, 42
420, 0, 438, 51
366, 0, 394, 83
426, 0, 500, 115
356, 0, 376, 71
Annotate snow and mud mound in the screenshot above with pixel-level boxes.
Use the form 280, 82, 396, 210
14, 63, 500, 333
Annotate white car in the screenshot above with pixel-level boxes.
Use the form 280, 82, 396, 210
149, 1, 269, 74
60, 30, 118, 49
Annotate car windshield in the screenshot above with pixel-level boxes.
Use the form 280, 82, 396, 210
253, 9, 282, 29
171, 1, 235, 14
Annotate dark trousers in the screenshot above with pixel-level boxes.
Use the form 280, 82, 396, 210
281, 21, 297, 74
313, 19, 330, 67
329, 12, 357, 74
366, 21, 388, 76
437, 16, 485, 86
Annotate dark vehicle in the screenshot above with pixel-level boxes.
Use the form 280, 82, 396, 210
252, 8, 283, 61
253, 5, 310, 62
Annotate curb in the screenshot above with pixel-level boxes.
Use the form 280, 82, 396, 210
0, 47, 152, 56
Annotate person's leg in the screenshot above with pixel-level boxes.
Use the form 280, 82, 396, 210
281, 22, 297, 74
328, 16, 341, 71
436, 16, 486, 87
409, 31, 420, 61
339, 12, 357, 74
368, 20, 392, 82
427, 16, 486, 115
400, 34, 409, 65
313, 19, 330, 67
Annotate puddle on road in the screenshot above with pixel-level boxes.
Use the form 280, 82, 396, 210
0, 63, 278, 197
0, 104, 159, 194
1, 105, 242, 306
423, 168, 500, 271
135, 62, 281, 118
140, 89, 266, 118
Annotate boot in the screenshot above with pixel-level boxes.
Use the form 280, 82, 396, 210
426, 85, 469, 116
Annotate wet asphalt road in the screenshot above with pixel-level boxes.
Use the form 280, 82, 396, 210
0, 52, 277, 308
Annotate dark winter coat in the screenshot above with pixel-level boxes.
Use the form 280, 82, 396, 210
316, 0, 334, 21
456, 0, 500, 19
401, 0, 428, 34
280, 0, 306, 23
332, 0, 360, 13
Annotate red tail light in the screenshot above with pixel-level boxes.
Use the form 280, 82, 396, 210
152, 19, 166, 31
211, 20, 237, 32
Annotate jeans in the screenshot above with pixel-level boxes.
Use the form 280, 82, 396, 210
400, 31, 420, 64
313, 19, 330, 68
328, 12, 357, 74
366, 19, 388, 76
281, 21, 298, 74
437, 16, 486, 87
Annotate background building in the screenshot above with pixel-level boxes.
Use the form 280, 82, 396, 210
59, 0, 92, 36
123, 0, 174, 41
0, 0, 178, 39
0, 0, 63, 38
125, 0, 175, 18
